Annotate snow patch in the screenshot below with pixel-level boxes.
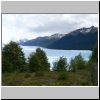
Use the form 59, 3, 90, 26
80, 28, 91, 33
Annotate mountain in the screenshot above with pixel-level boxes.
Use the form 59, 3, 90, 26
19, 26, 98, 50
20, 33, 65, 47
17, 38, 29, 45
48, 33, 65, 39
47, 26, 98, 50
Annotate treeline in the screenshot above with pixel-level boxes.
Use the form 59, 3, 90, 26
2, 41, 98, 85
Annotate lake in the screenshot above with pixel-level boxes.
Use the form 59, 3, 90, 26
21, 46, 92, 69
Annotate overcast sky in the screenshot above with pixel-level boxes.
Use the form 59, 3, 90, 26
2, 14, 98, 44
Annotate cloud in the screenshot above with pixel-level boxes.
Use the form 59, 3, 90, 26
30, 14, 98, 34
29, 20, 78, 34
2, 14, 98, 44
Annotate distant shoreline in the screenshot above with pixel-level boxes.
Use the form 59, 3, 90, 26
20, 45, 92, 51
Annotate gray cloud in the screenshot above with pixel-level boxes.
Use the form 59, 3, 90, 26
2, 14, 98, 44
28, 14, 98, 34
29, 20, 78, 34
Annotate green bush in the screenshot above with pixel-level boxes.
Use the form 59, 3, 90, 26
58, 72, 67, 80
88, 42, 98, 86
35, 71, 45, 77
24, 73, 31, 78
88, 62, 98, 86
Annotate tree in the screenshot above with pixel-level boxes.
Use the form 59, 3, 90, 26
28, 48, 50, 72
52, 62, 57, 71
90, 42, 98, 62
2, 41, 26, 72
88, 42, 98, 85
2, 55, 13, 72
69, 53, 86, 72
53, 57, 68, 72
70, 58, 77, 72
88, 62, 98, 86
74, 53, 86, 70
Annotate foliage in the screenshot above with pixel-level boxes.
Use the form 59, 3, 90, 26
69, 58, 77, 72
52, 57, 68, 72
24, 73, 31, 78
88, 42, 98, 86
35, 71, 45, 77
2, 41, 98, 86
52, 62, 57, 71
2, 41, 26, 72
90, 42, 98, 62
28, 48, 50, 72
88, 62, 98, 86
2, 71, 93, 86
70, 53, 86, 72
2, 56, 13, 72
58, 72, 67, 80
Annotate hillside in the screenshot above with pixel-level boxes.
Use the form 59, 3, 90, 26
19, 26, 98, 50
47, 26, 98, 50
19, 34, 64, 47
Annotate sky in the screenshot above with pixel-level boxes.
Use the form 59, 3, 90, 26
2, 14, 98, 44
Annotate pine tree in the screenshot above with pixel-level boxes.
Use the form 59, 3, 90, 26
88, 62, 98, 85
2, 41, 26, 72
28, 48, 50, 72
53, 57, 68, 72
88, 42, 98, 85
70, 58, 77, 72
90, 42, 98, 62
74, 53, 86, 70
69, 53, 86, 72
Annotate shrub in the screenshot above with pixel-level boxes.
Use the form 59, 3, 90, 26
58, 72, 67, 80
88, 62, 98, 86
24, 73, 31, 78
35, 71, 45, 77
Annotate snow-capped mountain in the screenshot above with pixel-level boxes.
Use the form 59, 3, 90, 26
69, 26, 98, 36
19, 26, 98, 50
19, 33, 65, 47
17, 38, 29, 45
48, 26, 98, 50
48, 33, 65, 39
80, 28, 91, 33
79, 26, 97, 34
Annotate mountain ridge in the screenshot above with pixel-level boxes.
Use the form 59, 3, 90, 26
18, 26, 98, 50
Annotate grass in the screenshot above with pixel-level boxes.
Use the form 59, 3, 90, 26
2, 70, 94, 86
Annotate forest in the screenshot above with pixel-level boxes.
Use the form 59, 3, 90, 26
2, 41, 98, 86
